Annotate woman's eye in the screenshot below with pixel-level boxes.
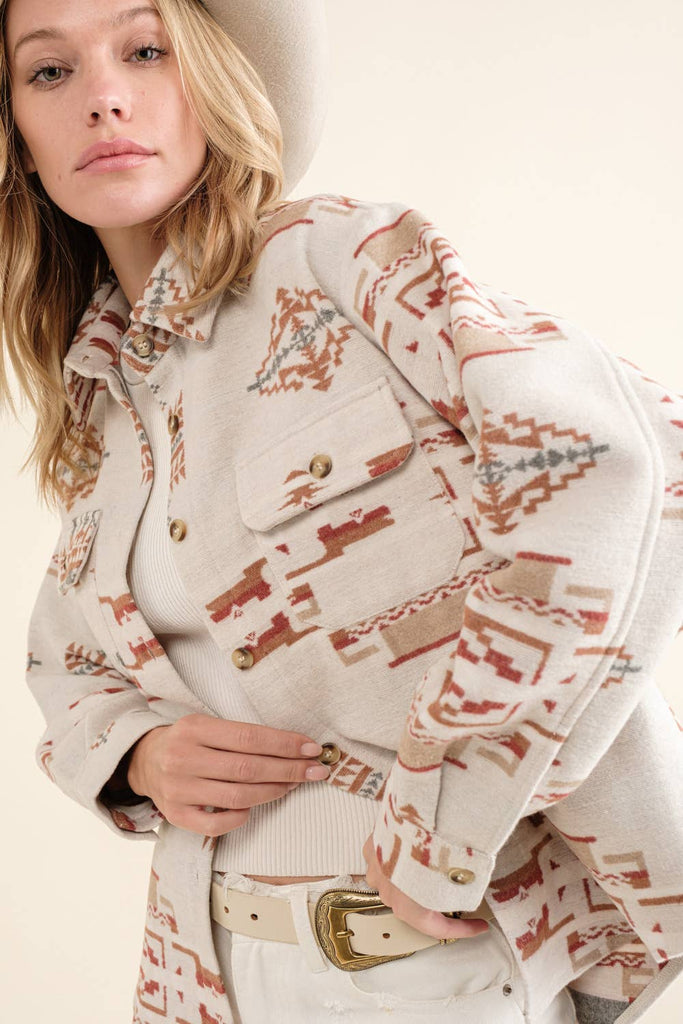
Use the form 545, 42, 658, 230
132, 46, 166, 63
31, 66, 63, 86
29, 45, 167, 88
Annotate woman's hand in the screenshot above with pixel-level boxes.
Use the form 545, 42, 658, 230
126, 713, 330, 836
362, 835, 490, 941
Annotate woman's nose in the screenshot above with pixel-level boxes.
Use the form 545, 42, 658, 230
87, 95, 131, 124
83, 72, 133, 125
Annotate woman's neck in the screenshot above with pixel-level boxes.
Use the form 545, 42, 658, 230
95, 223, 165, 309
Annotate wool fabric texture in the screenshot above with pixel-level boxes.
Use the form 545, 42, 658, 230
26, 193, 683, 1022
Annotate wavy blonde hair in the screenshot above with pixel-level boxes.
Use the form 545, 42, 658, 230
0, 0, 287, 511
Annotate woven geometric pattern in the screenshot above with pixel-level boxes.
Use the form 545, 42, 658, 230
24, 193, 683, 1023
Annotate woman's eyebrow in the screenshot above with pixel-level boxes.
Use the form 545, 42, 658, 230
13, 5, 162, 60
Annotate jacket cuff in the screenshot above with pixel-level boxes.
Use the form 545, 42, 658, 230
73, 710, 174, 842
98, 792, 165, 835
370, 768, 496, 912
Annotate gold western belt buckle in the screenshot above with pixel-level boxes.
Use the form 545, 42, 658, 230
313, 888, 464, 971
314, 888, 413, 971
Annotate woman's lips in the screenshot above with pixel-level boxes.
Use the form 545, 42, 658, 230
79, 153, 155, 173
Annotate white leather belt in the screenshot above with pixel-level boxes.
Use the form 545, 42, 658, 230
210, 881, 495, 972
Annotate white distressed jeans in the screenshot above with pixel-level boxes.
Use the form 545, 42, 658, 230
211, 869, 578, 1023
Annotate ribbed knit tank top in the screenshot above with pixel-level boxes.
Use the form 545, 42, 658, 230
120, 357, 377, 874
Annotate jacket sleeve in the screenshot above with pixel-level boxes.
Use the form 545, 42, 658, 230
26, 528, 180, 841
307, 194, 665, 912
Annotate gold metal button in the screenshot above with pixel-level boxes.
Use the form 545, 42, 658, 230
317, 742, 341, 766
132, 332, 154, 357
448, 868, 476, 885
168, 413, 180, 436
232, 647, 254, 670
169, 519, 187, 543
309, 453, 332, 479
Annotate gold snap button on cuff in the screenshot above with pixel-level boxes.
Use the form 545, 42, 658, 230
169, 519, 187, 543
168, 413, 180, 436
132, 332, 154, 357
448, 868, 476, 885
317, 742, 341, 766
232, 647, 254, 670
309, 453, 332, 478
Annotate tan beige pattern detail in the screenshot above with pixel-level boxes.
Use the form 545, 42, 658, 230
169, 390, 186, 493
120, 397, 154, 487
56, 418, 104, 513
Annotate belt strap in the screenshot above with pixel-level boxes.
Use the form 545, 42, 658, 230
210, 882, 494, 957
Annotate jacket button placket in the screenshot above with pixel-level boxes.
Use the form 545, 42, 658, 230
317, 742, 341, 765
169, 519, 187, 543
232, 648, 254, 670
132, 331, 154, 358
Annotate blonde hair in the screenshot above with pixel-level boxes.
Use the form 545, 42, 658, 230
0, 0, 288, 511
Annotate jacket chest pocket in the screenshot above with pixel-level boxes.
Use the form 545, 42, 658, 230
55, 508, 123, 665
57, 509, 102, 595
235, 376, 465, 631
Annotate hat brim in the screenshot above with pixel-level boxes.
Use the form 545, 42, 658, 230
201, 0, 329, 196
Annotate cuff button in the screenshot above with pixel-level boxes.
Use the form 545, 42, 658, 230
448, 867, 476, 884
309, 453, 333, 478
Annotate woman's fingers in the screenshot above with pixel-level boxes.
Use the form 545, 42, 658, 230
182, 714, 324, 760
195, 747, 332, 786
377, 886, 490, 941
177, 804, 252, 837
375, 877, 490, 941
179, 777, 306, 811
133, 717, 333, 836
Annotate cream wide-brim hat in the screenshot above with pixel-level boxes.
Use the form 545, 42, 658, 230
202, 0, 330, 197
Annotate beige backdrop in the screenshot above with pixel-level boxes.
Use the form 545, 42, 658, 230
2, 0, 682, 1019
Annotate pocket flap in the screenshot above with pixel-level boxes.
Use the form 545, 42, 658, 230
236, 376, 415, 531
57, 509, 102, 595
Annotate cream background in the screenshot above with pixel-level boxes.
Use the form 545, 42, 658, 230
2, 0, 682, 1019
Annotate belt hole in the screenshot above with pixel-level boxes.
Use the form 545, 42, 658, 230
250, 913, 258, 920
382, 932, 391, 939
223, 906, 230, 914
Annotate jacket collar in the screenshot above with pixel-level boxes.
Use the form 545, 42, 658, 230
62, 242, 223, 422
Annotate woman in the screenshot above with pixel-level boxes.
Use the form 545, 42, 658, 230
4, 0, 682, 1021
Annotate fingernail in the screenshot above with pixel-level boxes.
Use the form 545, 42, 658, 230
301, 742, 323, 756
306, 764, 330, 780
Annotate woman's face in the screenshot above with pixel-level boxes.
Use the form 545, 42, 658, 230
5, 0, 209, 231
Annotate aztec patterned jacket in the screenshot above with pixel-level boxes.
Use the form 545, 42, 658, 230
25, 192, 683, 1023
